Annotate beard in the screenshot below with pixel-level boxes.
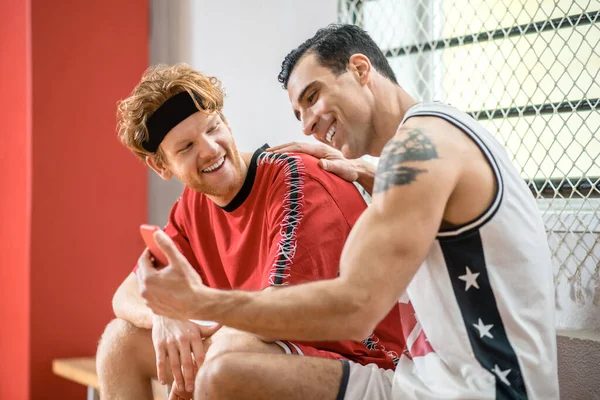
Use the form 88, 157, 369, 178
186, 143, 245, 201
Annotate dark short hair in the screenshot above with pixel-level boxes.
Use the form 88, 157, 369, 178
278, 24, 398, 89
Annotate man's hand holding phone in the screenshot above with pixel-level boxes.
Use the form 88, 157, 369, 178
137, 225, 222, 394
137, 225, 212, 320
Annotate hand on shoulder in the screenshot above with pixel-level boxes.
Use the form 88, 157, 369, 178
268, 141, 360, 183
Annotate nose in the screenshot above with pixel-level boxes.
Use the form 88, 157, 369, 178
197, 135, 220, 159
302, 111, 318, 137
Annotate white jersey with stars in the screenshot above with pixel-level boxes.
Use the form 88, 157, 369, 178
392, 102, 559, 400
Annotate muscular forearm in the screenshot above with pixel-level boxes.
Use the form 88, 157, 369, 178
193, 278, 375, 342
353, 158, 376, 196
191, 205, 421, 343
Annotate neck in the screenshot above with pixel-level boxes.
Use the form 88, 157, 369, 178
367, 77, 418, 157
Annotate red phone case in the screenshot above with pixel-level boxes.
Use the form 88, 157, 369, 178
140, 224, 169, 267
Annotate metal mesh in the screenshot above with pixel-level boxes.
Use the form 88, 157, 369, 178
339, 0, 600, 305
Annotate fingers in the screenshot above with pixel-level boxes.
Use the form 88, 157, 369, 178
178, 344, 195, 393
169, 386, 193, 400
155, 344, 168, 385
167, 342, 185, 393
137, 248, 157, 281
267, 141, 329, 157
318, 159, 359, 182
190, 337, 206, 369
155, 320, 203, 397
137, 250, 167, 315
319, 159, 331, 171
152, 231, 202, 283
153, 230, 184, 265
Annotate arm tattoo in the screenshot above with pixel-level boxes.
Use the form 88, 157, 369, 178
373, 128, 439, 194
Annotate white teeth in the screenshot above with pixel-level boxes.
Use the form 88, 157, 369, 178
203, 156, 225, 172
326, 126, 336, 143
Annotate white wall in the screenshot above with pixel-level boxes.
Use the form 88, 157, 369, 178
149, 0, 337, 226
187, 0, 338, 151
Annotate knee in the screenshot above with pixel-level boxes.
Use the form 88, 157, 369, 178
203, 327, 261, 363
96, 318, 144, 368
194, 353, 242, 400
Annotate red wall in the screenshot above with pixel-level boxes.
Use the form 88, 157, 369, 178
1, 0, 149, 398
0, 0, 31, 398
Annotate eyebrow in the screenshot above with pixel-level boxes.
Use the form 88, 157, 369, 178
166, 140, 191, 156
294, 81, 320, 121
171, 115, 219, 148
173, 138, 192, 149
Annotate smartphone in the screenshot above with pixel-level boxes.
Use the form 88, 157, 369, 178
140, 224, 169, 268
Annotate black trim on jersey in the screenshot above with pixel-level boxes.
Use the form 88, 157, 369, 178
221, 144, 269, 212
336, 360, 350, 400
403, 109, 504, 238
439, 231, 528, 399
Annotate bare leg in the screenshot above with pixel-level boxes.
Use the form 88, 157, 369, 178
96, 320, 288, 400
96, 318, 157, 400
195, 353, 344, 400
169, 327, 286, 399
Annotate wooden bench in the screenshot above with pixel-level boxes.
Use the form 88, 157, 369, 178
52, 357, 167, 400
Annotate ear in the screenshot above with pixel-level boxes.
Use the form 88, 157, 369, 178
146, 154, 173, 180
348, 54, 372, 86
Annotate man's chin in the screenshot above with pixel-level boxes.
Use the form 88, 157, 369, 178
192, 175, 244, 202
340, 145, 356, 159
192, 184, 232, 197
340, 141, 369, 159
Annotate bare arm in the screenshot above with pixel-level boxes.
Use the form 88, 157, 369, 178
140, 126, 461, 341
113, 272, 154, 329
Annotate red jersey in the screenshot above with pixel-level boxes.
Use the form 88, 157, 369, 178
160, 145, 403, 369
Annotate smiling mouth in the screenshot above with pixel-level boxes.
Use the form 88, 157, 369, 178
202, 156, 225, 173
326, 124, 336, 143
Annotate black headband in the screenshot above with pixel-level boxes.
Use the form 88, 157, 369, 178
143, 91, 203, 153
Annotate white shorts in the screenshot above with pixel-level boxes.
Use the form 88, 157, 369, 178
338, 360, 395, 400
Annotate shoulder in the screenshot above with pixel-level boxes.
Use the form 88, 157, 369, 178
375, 117, 468, 186
256, 151, 316, 189
398, 114, 474, 159
259, 151, 358, 193
257, 151, 316, 174
259, 151, 367, 224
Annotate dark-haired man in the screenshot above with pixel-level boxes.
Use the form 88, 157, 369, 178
138, 25, 559, 399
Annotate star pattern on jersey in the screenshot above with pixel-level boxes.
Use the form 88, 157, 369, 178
458, 266, 480, 291
492, 364, 512, 386
442, 236, 527, 396
473, 318, 494, 339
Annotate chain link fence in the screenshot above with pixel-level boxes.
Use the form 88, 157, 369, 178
339, 0, 600, 305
